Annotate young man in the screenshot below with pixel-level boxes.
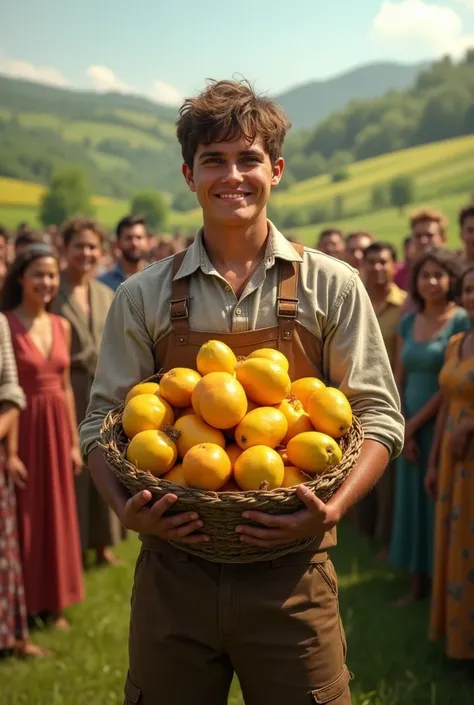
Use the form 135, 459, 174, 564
356, 243, 407, 556
459, 203, 474, 266
344, 231, 373, 271
98, 214, 150, 291
316, 228, 346, 259
400, 208, 447, 314
80, 80, 404, 705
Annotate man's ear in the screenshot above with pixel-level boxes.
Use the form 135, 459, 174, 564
271, 157, 285, 188
182, 163, 196, 192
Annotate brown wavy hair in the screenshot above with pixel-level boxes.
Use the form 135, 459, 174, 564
1, 244, 59, 312
176, 79, 291, 168
60, 216, 107, 247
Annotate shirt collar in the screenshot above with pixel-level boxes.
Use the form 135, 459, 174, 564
385, 283, 406, 307
173, 220, 303, 281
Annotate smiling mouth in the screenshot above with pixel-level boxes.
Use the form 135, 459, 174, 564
215, 192, 252, 200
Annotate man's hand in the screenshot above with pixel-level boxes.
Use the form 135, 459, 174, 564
235, 485, 340, 548
122, 489, 209, 544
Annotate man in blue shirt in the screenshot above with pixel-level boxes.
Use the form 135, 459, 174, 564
99, 215, 150, 291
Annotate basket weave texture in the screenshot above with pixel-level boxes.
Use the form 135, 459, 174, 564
99, 385, 364, 564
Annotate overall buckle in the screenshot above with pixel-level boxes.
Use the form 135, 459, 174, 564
277, 297, 299, 319
170, 298, 189, 319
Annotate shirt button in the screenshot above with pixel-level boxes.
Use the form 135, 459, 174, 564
225, 285, 231, 292
235, 308, 242, 315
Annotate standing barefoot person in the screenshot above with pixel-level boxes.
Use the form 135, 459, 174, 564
390, 248, 470, 605
0, 313, 48, 658
50, 217, 124, 567
80, 80, 404, 704
2, 245, 84, 629
426, 265, 474, 661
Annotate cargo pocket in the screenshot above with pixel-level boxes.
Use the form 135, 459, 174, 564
124, 672, 141, 704
311, 665, 351, 703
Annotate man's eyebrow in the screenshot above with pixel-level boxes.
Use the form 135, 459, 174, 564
198, 148, 265, 159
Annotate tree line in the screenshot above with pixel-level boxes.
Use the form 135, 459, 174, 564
283, 50, 474, 184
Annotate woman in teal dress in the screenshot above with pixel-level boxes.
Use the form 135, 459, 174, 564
390, 247, 470, 604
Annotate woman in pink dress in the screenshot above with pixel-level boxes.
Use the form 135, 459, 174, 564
2, 244, 84, 629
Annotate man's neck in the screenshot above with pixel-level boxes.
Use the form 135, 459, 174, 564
119, 258, 145, 277
202, 213, 269, 272
366, 282, 391, 304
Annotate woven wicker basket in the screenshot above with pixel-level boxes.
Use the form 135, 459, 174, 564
99, 390, 363, 564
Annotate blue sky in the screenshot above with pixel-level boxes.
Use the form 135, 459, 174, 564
1, 0, 474, 104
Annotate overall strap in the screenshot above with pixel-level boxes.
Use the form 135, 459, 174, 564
278, 243, 303, 345
170, 249, 190, 340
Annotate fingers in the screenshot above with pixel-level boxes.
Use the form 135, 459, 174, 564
179, 533, 210, 544
236, 524, 285, 540
148, 493, 179, 519
296, 485, 326, 513
241, 510, 284, 527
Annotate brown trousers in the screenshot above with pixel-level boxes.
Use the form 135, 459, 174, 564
124, 539, 351, 705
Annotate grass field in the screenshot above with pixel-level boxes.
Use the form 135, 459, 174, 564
1, 135, 473, 240
1, 524, 472, 705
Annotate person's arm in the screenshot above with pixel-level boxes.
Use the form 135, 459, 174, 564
0, 402, 19, 439
60, 318, 82, 473
81, 286, 208, 543
394, 335, 405, 415
405, 391, 442, 437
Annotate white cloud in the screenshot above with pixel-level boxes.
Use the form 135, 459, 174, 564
372, 0, 474, 57
149, 80, 183, 106
0, 54, 69, 87
86, 64, 133, 93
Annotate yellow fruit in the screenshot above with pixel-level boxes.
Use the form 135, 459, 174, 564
122, 394, 170, 438
276, 398, 314, 443
196, 340, 237, 376
290, 377, 326, 410
286, 432, 342, 474
194, 372, 248, 430
234, 446, 284, 491
281, 466, 312, 487
247, 348, 289, 371
236, 358, 291, 405
175, 406, 195, 419
235, 407, 288, 450
159, 368, 202, 408
174, 414, 225, 458
126, 430, 177, 475
307, 387, 352, 439
162, 463, 187, 486
225, 443, 243, 469
124, 382, 160, 406
182, 443, 232, 490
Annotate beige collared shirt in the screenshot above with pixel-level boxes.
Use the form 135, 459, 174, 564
80, 224, 404, 461
373, 284, 407, 369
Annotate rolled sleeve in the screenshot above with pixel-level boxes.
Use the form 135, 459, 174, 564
79, 285, 156, 463
323, 273, 404, 459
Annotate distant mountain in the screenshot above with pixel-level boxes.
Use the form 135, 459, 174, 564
275, 62, 428, 130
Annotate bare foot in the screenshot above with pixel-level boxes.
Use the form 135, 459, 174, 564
51, 615, 70, 630
95, 548, 122, 567
14, 640, 51, 658
390, 592, 424, 607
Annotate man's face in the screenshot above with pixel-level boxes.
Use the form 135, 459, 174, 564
363, 248, 397, 288
411, 219, 444, 256
117, 224, 149, 263
182, 136, 283, 227
318, 233, 345, 259
461, 215, 474, 256
346, 235, 372, 270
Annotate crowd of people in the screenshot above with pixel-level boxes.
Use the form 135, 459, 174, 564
0, 202, 473, 666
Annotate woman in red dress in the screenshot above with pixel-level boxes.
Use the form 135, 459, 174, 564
2, 244, 84, 629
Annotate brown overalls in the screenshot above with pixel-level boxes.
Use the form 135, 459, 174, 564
124, 246, 352, 705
